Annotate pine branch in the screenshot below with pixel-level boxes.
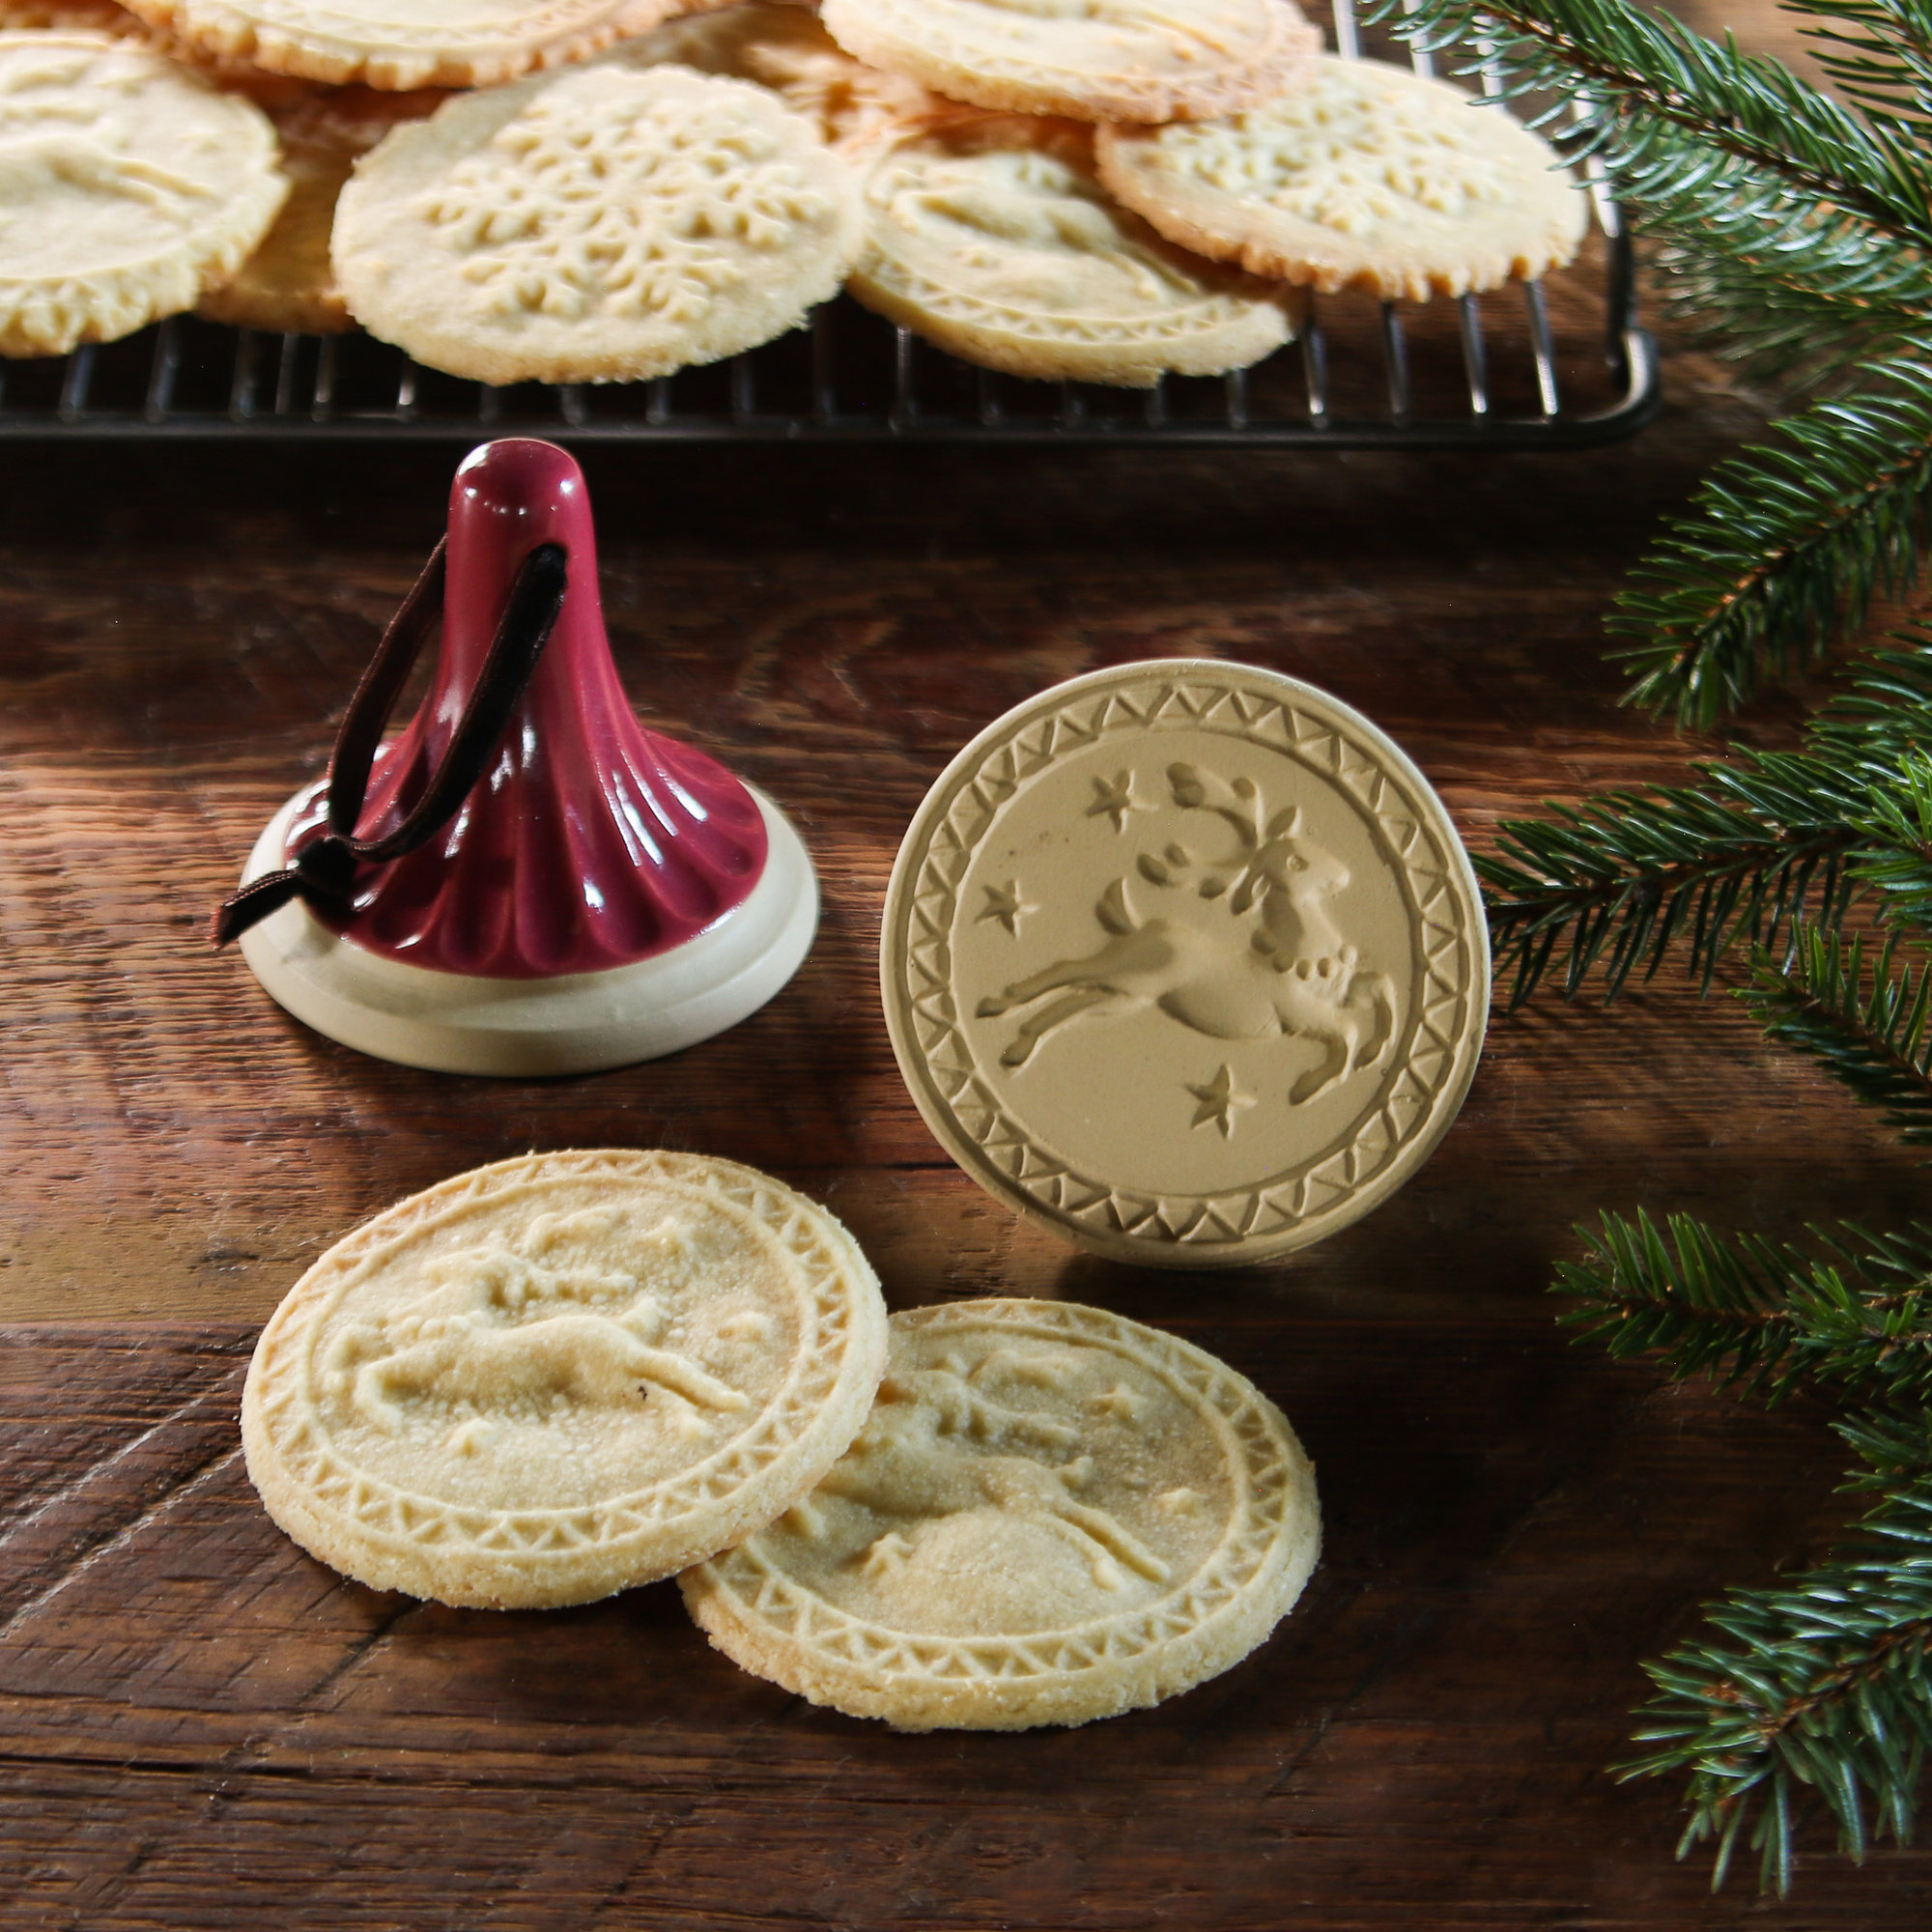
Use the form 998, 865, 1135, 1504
1646, 222, 1932, 394
1479, 752, 1867, 1007
1742, 926, 1932, 1137
1379, 0, 1932, 250
1621, 1412, 1932, 1892
1810, 629, 1932, 761
1609, 363, 1932, 727
1555, 1208, 1932, 1400
1795, 0, 1932, 145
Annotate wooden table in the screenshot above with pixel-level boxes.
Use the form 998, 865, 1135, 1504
7, 82, 1932, 1932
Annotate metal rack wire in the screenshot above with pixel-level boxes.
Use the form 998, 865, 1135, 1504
0, 1, 1660, 451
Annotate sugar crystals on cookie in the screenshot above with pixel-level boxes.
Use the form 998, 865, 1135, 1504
242, 1151, 890, 1609
682, 1298, 1321, 1729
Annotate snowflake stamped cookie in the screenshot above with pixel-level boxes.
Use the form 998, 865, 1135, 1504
242, 1151, 890, 1608
682, 1299, 1321, 1730
1096, 57, 1587, 301
332, 62, 862, 384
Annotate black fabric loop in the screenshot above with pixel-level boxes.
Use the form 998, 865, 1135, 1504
210, 539, 570, 949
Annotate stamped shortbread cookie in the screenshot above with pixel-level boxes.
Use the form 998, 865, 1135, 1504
682, 1299, 1320, 1728
848, 114, 1293, 386
0, 33, 286, 357
617, 1, 950, 153
114, 0, 688, 89
332, 62, 862, 384
1095, 57, 1587, 301
242, 1151, 890, 1609
821, 0, 1319, 124
0, 0, 308, 92
200, 87, 442, 332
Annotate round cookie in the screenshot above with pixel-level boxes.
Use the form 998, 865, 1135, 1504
200, 86, 443, 333
114, 0, 686, 89
0, 33, 287, 357
332, 62, 863, 384
616, 1, 952, 154
880, 660, 1489, 1265
0, 0, 310, 95
242, 1150, 890, 1609
847, 113, 1293, 387
820, 0, 1320, 124
1095, 57, 1588, 301
682, 1298, 1321, 1730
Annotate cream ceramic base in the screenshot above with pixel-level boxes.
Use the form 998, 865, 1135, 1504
236, 786, 817, 1075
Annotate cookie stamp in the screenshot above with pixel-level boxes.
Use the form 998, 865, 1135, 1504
681, 1298, 1321, 1729
880, 661, 1488, 1265
242, 1151, 890, 1608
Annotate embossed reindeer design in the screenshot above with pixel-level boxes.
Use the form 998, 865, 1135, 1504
816, 1362, 1170, 1591
324, 1208, 745, 1433
977, 763, 1397, 1104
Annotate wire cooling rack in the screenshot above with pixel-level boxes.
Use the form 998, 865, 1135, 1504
0, 4, 1659, 451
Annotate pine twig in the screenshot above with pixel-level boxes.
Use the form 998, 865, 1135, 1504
1478, 753, 1866, 1008
1742, 926, 1932, 1138
1622, 1411, 1932, 1892
1555, 1208, 1932, 1400
1610, 364, 1932, 727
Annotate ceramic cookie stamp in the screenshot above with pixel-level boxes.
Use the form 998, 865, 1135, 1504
242, 1151, 890, 1608
681, 1298, 1321, 1729
880, 661, 1488, 1265
213, 438, 817, 1075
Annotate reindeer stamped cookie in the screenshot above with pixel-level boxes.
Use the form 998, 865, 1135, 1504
681, 1298, 1321, 1729
881, 660, 1488, 1265
242, 1151, 889, 1608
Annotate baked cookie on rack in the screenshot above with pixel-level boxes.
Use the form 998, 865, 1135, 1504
682, 1298, 1321, 1729
0, 0, 307, 94
846, 111, 1294, 387
332, 61, 862, 383
242, 1151, 891, 1609
1095, 57, 1587, 301
200, 85, 443, 332
820, 0, 1320, 124
115, 0, 692, 88
0, 32, 287, 356
616, 0, 951, 153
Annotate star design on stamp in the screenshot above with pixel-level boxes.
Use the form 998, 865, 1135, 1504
858, 1530, 914, 1577
1089, 1382, 1147, 1424
1086, 770, 1139, 833
978, 879, 1034, 936
1186, 1064, 1255, 1138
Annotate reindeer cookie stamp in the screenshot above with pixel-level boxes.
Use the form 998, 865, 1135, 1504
681, 1298, 1321, 1729
242, 1151, 889, 1608
881, 660, 1488, 1265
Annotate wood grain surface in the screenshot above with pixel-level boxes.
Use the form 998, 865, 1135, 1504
6, 49, 1932, 1922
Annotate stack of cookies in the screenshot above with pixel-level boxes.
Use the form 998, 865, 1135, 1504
244, 1151, 1323, 1729
0, 0, 1588, 385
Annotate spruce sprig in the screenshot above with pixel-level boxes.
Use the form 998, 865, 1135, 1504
1622, 1412, 1932, 1892
1556, 1208, 1932, 1402
1478, 753, 1865, 1008
1744, 926, 1932, 1141
1609, 365, 1932, 725
1479, 638, 1932, 1005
